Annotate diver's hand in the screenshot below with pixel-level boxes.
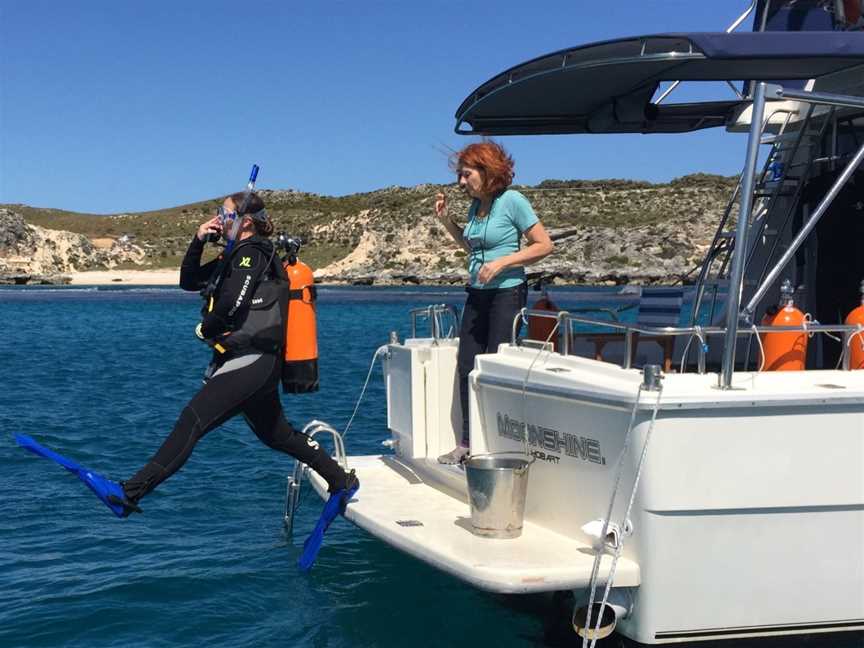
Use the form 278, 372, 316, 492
477, 259, 505, 284
434, 192, 448, 221
197, 216, 222, 242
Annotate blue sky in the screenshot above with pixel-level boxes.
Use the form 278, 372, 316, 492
0, 1, 756, 214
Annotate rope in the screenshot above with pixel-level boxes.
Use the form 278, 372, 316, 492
588, 386, 662, 646
520, 317, 560, 458
578, 382, 642, 647
578, 382, 663, 648
342, 345, 388, 440
679, 325, 706, 374
753, 324, 766, 373
838, 323, 864, 370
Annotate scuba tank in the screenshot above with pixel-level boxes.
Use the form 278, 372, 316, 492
526, 280, 560, 351
276, 234, 319, 393
844, 279, 864, 370
759, 279, 807, 371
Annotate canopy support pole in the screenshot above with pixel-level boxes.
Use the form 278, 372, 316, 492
720, 82, 767, 390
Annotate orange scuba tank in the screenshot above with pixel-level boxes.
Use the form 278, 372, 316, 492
527, 285, 560, 351
844, 279, 864, 370
759, 279, 807, 371
279, 236, 319, 393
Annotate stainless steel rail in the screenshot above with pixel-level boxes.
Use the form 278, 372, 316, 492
770, 86, 864, 111
283, 420, 348, 534
721, 82, 768, 389
744, 138, 864, 319
513, 307, 864, 375
741, 86, 864, 321
655, 0, 757, 105
409, 304, 460, 340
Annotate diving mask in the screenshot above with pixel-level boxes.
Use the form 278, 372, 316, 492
214, 206, 269, 248
218, 205, 243, 245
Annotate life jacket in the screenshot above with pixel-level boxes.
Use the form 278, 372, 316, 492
204, 238, 290, 358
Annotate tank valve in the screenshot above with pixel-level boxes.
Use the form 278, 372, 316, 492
780, 278, 795, 305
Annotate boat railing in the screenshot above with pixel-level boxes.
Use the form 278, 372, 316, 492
409, 304, 460, 341
514, 307, 864, 374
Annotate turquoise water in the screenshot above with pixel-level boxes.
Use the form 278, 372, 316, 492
1, 286, 854, 648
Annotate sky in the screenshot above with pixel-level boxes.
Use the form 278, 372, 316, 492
0, 1, 758, 214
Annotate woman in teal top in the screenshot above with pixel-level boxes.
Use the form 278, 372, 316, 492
435, 141, 554, 464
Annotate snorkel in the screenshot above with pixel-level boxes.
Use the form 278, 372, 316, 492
222, 164, 260, 254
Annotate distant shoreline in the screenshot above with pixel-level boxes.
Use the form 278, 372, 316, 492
67, 269, 180, 285
29, 269, 658, 288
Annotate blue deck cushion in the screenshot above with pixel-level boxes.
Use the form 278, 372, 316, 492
636, 288, 685, 329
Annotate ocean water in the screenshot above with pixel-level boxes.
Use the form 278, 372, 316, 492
0, 285, 855, 648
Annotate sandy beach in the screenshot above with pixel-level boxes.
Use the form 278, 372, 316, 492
67, 269, 180, 286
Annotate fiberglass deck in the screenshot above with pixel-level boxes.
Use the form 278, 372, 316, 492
306, 454, 640, 594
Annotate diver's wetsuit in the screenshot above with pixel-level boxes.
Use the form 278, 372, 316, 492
122, 234, 350, 505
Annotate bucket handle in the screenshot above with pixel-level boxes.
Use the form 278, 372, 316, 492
469, 450, 536, 474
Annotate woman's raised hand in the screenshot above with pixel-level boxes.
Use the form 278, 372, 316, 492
197, 215, 222, 242
434, 192, 448, 221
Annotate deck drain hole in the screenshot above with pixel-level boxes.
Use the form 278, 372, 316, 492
396, 519, 424, 527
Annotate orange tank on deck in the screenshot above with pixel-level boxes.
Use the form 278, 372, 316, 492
759, 302, 807, 371
845, 302, 864, 370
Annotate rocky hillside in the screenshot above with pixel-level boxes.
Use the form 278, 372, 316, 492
0, 209, 145, 283
0, 173, 737, 285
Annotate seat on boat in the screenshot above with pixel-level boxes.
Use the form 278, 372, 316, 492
579, 287, 684, 372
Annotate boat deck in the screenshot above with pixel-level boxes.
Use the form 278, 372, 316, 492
306, 454, 640, 594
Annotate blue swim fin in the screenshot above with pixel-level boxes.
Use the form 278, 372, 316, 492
298, 474, 359, 572
14, 434, 141, 518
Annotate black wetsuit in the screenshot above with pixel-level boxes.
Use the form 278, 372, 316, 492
122, 234, 350, 505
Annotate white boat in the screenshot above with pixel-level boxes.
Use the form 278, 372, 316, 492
291, 2, 864, 644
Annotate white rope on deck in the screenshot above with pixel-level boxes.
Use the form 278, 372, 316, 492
342, 345, 389, 440
579, 381, 664, 648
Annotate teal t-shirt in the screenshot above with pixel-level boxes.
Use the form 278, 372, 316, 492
463, 189, 539, 289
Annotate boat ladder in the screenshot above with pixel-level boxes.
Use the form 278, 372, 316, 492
283, 420, 348, 535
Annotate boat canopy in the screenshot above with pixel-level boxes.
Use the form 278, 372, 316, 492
455, 32, 864, 136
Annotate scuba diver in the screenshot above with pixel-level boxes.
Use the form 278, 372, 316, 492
17, 169, 358, 567
119, 190, 357, 512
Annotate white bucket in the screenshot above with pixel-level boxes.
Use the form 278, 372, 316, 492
464, 454, 531, 539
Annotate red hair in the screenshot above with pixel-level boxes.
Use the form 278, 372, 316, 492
452, 141, 514, 195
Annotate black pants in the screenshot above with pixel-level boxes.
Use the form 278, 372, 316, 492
457, 283, 527, 445
123, 353, 348, 503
